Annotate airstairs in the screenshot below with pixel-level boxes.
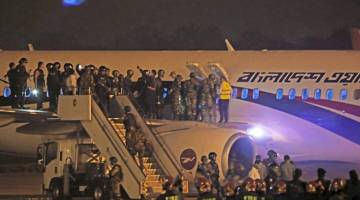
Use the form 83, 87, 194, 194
58, 95, 182, 199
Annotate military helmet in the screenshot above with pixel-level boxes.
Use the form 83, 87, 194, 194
208, 73, 215, 80
112, 70, 120, 76
208, 152, 217, 160
19, 57, 28, 64
127, 69, 134, 76
201, 155, 208, 162
124, 106, 131, 113
267, 149, 278, 158
175, 74, 183, 81
170, 71, 176, 77
158, 69, 165, 76
99, 66, 108, 71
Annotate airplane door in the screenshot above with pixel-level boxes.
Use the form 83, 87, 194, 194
207, 63, 229, 81
185, 63, 208, 80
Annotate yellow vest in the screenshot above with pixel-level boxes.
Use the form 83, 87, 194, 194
219, 81, 232, 100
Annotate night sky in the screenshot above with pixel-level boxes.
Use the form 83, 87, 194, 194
1, 0, 360, 50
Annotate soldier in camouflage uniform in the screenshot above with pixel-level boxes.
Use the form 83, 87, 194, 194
183, 72, 199, 120
170, 74, 183, 120
78, 66, 95, 95
199, 74, 217, 123
155, 69, 165, 119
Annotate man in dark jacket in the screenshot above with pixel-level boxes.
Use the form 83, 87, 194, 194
47, 63, 61, 112
33, 62, 46, 109
15, 58, 30, 109
5, 62, 17, 108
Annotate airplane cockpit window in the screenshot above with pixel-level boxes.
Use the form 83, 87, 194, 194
354, 89, 360, 100
253, 88, 260, 100
302, 89, 309, 100
276, 88, 283, 100
314, 89, 322, 100
241, 88, 249, 99
326, 89, 334, 100
3, 87, 11, 98
288, 88, 296, 100
340, 89, 348, 100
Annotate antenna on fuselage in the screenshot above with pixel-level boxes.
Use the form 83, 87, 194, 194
27, 43, 35, 51
225, 39, 235, 52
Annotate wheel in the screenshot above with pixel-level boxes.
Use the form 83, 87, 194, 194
50, 181, 63, 200
93, 185, 105, 200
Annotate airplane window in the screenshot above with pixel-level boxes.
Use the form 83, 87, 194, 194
276, 88, 283, 100
340, 89, 348, 100
3, 87, 11, 98
232, 88, 238, 98
253, 88, 260, 100
302, 89, 309, 100
288, 88, 296, 100
162, 88, 168, 99
25, 87, 31, 98
314, 89, 322, 100
241, 88, 248, 99
354, 89, 360, 100
326, 89, 334, 100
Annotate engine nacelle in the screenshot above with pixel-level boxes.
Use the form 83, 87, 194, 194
154, 121, 256, 184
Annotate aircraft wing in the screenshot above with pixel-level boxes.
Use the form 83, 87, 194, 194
0, 108, 59, 125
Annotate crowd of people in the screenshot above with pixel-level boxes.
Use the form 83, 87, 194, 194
4, 58, 232, 122
186, 150, 360, 200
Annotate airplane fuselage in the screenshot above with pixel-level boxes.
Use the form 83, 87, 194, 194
0, 50, 359, 179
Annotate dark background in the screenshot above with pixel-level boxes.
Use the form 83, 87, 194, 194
1, 0, 360, 50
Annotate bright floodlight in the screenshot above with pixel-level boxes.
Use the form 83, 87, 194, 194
32, 89, 38, 96
247, 126, 265, 139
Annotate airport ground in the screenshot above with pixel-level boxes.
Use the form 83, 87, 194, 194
0, 154, 359, 198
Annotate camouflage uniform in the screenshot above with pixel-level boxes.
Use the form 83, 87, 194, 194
78, 69, 95, 95
171, 76, 184, 120
109, 162, 123, 200
183, 77, 199, 120
155, 70, 165, 119
199, 77, 216, 122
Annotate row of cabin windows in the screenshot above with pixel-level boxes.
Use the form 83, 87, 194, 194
239, 88, 358, 101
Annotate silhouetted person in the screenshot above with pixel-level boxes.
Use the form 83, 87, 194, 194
33, 62, 46, 109
47, 63, 61, 112
144, 70, 156, 118
280, 155, 295, 181
315, 168, 331, 196
15, 58, 30, 109
5, 62, 17, 108
345, 170, 360, 199
286, 168, 306, 200
95, 66, 111, 116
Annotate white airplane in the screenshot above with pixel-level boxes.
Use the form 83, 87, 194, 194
0, 44, 359, 180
